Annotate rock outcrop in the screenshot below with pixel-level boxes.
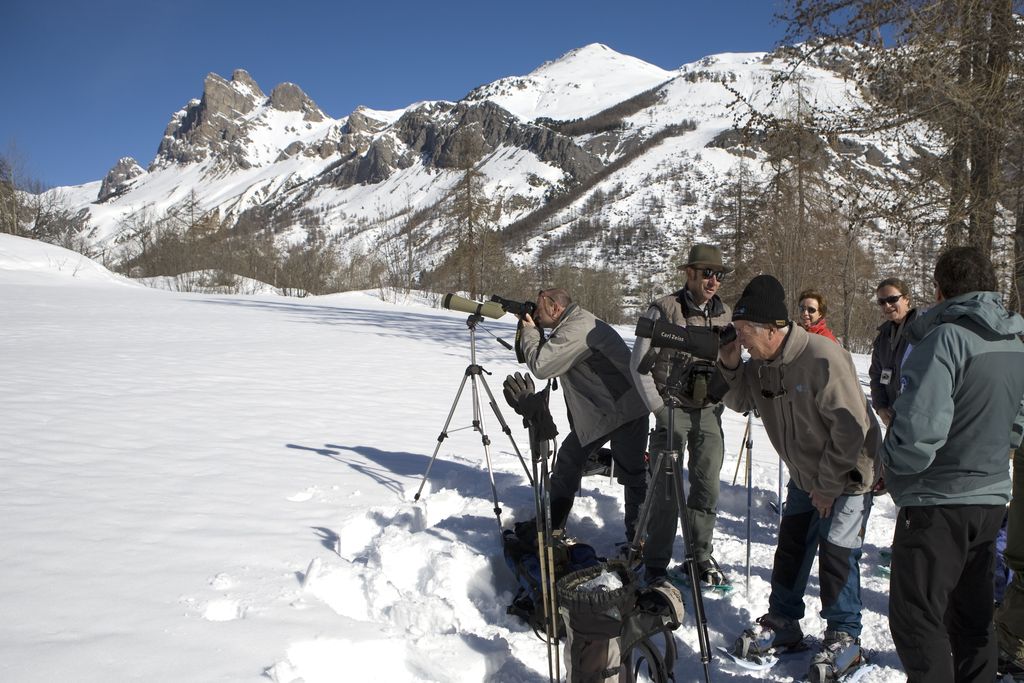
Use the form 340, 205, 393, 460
97, 157, 146, 202
156, 69, 266, 168
269, 82, 324, 122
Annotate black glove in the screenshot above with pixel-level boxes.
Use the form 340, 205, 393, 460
502, 371, 536, 415
503, 372, 558, 441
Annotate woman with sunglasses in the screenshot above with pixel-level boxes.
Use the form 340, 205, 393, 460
797, 289, 838, 343
869, 278, 917, 428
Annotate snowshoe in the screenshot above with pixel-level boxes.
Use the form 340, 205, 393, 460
666, 558, 734, 594
719, 613, 807, 669
806, 631, 867, 683
697, 557, 732, 591
716, 644, 781, 672
876, 548, 892, 573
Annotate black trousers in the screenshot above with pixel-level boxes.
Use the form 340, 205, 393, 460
548, 415, 649, 538
890, 504, 1005, 683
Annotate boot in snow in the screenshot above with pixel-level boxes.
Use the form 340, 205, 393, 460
728, 613, 804, 665
807, 630, 863, 682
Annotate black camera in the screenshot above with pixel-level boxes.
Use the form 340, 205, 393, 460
490, 295, 537, 318
635, 319, 735, 404
634, 318, 736, 361
634, 318, 722, 361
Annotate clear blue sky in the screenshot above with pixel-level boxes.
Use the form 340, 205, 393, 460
1, 0, 789, 188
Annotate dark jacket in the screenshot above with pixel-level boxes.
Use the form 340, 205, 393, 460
869, 308, 918, 412
519, 304, 649, 447
882, 292, 1024, 507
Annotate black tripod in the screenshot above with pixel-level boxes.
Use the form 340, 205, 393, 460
628, 393, 714, 683
414, 314, 534, 533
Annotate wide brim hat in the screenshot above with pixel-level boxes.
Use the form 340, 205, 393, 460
682, 244, 733, 273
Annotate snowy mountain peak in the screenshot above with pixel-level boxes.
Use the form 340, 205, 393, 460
532, 42, 670, 83
97, 156, 146, 203
153, 69, 337, 171
53, 41, 932, 298
465, 42, 672, 121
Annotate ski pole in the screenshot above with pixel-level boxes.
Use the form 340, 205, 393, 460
732, 416, 751, 486
744, 411, 754, 594
777, 458, 784, 523
532, 384, 560, 682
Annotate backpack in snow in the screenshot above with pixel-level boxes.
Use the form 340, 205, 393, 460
557, 561, 684, 683
502, 523, 601, 637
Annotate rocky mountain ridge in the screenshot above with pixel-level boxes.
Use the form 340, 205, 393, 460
54, 43, 930, 290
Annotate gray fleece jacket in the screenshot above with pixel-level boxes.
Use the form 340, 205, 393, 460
718, 324, 882, 500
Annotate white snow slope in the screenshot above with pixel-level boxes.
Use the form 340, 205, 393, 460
1, 234, 909, 682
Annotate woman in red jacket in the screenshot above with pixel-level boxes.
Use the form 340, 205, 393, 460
797, 289, 839, 343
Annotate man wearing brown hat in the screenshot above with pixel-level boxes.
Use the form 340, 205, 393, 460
629, 243, 732, 586
717, 274, 881, 682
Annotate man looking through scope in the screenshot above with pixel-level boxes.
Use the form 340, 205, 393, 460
718, 274, 881, 682
516, 288, 649, 544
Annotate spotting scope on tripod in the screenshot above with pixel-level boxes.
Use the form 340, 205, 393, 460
413, 294, 534, 534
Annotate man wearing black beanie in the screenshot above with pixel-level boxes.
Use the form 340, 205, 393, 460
718, 274, 882, 683
731, 274, 790, 328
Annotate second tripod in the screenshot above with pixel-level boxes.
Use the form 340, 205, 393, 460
628, 394, 714, 683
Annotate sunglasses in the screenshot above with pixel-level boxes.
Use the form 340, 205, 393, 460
877, 294, 904, 306
699, 268, 726, 281
799, 306, 818, 314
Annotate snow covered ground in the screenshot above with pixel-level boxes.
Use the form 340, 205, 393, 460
0, 234, 906, 681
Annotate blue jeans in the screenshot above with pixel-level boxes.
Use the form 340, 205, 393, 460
768, 481, 872, 637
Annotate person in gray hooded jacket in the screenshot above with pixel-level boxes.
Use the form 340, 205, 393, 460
883, 246, 1024, 683
517, 288, 649, 542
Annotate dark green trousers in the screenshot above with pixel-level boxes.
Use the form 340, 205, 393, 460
642, 403, 725, 569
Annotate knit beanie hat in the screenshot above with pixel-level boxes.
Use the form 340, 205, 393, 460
732, 274, 789, 327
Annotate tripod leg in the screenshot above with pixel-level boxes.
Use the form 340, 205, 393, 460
668, 449, 714, 682
477, 373, 535, 486
468, 374, 503, 534
415, 371, 472, 501
540, 453, 560, 681
626, 448, 669, 564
